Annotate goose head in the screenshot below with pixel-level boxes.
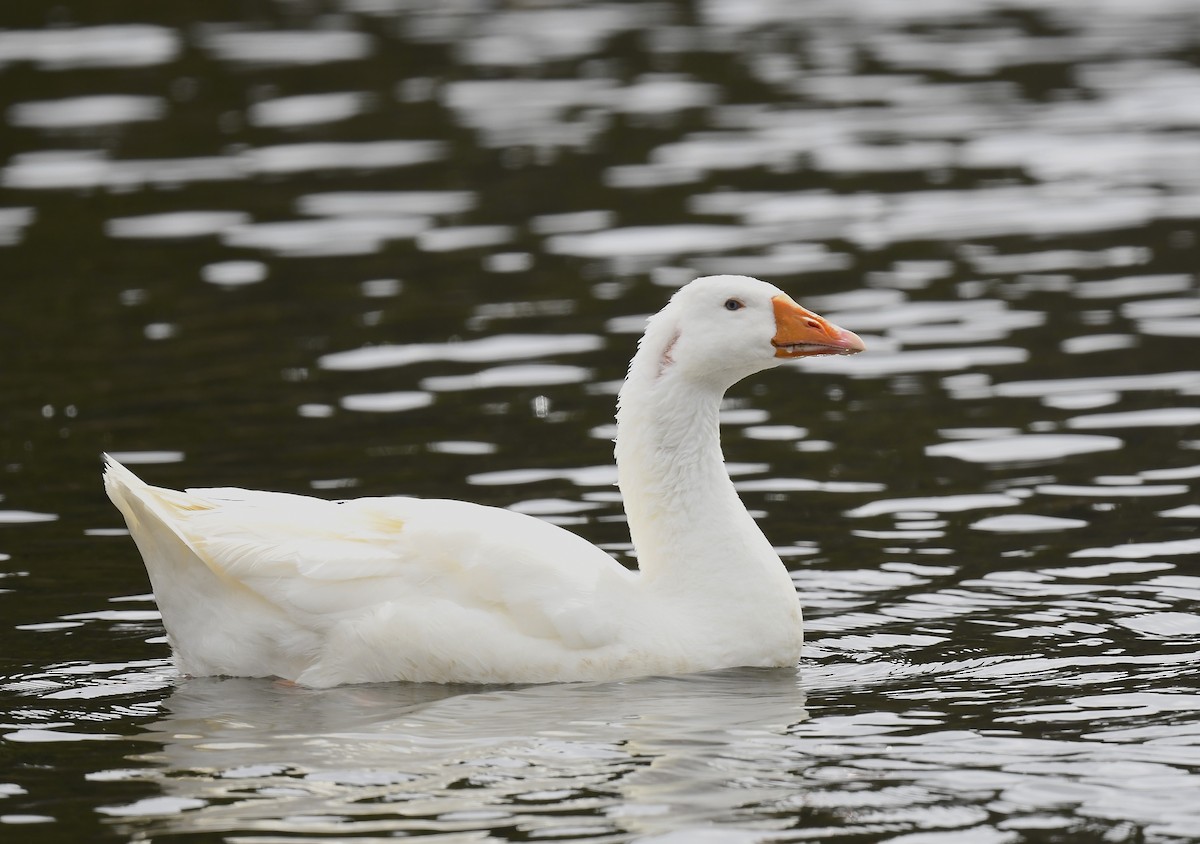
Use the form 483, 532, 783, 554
638, 275, 865, 392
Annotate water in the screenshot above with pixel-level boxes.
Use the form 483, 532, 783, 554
2, 0, 1200, 840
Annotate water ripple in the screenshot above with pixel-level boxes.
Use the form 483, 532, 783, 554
8, 95, 166, 129
0, 25, 179, 69
4, 1, 1200, 841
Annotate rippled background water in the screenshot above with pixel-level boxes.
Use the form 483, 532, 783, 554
3, 1, 1200, 841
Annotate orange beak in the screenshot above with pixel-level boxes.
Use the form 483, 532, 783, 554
771, 294, 865, 358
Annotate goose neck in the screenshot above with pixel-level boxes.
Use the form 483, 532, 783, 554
615, 372, 766, 586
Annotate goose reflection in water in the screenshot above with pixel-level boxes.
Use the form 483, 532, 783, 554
116, 669, 809, 840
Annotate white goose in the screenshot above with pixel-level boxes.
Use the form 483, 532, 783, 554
105, 275, 863, 686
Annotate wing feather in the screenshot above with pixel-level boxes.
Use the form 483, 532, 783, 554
169, 489, 632, 650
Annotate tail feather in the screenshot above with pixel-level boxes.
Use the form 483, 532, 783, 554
103, 454, 151, 533
104, 455, 211, 515
103, 455, 226, 577
102, 455, 298, 679
102, 452, 141, 502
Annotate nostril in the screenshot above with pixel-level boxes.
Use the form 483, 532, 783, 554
804, 318, 821, 330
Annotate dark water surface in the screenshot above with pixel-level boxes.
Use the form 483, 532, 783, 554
3, 1, 1200, 841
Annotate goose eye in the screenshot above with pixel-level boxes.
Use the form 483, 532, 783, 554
724, 298, 744, 311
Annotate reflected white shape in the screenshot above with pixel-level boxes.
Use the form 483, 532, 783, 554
106, 211, 249, 239
89, 669, 812, 839
223, 217, 429, 257
847, 494, 1018, 518
1160, 504, 1200, 518
1045, 561, 1172, 579
546, 225, 765, 258
971, 514, 1088, 533
886, 311, 1043, 345
1117, 612, 1200, 636
298, 191, 476, 217
509, 499, 604, 516
725, 190, 881, 226
146, 325, 174, 344
427, 441, 497, 456
718, 408, 768, 425
420, 364, 590, 392
417, 225, 514, 252
468, 465, 617, 487
737, 478, 885, 494
201, 261, 267, 286
1139, 317, 1200, 338
1067, 408, 1200, 429
964, 131, 1200, 184
3, 151, 114, 190
2, 151, 240, 191
806, 346, 1027, 378
15, 622, 81, 632
820, 300, 998, 333
97, 796, 206, 817
1060, 334, 1137, 355
455, 6, 648, 66
794, 72, 925, 104
820, 633, 949, 651
993, 371, 1200, 398
743, 425, 808, 440
470, 299, 575, 327
937, 427, 1021, 440
1036, 484, 1188, 497
690, 245, 853, 278
242, 141, 445, 174
969, 247, 1149, 275
8, 95, 165, 128
297, 404, 334, 418
338, 392, 432, 413
0, 510, 59, 524
694, 184, 1163, 246
808, 288, 906, 312
531, 210, 615, 235
0, 25, 179, 69
1073, 274, 1193, 299
319, 334, 603, 371
605, 163, 704, 188
0, 207, 34, 246
310, 478, 358, 491
3, 728, 117, 743
248, 92, 370, 128
1071, 537, 1200, 559
814, 140, 957, 174
926, 434, 1122, 464
442, 78, 615, 147
606, 313, 655, 334
849, 186, 1159, 247
1121, 297, 1200, 319
104, 451, 185, 464
361, 279, 402, 298
613, 74, 719, 114
1144, 463, 1200, 480
202, 29, 372, 65
589, 423, 618, 440
1041, 392, 1119, 410
651, 133, 810, 174
0, 815, 53, 825
60, 609, 161, 622
485, 252, 534, 273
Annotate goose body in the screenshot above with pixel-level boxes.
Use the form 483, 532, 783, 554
105, 275, 863, 686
